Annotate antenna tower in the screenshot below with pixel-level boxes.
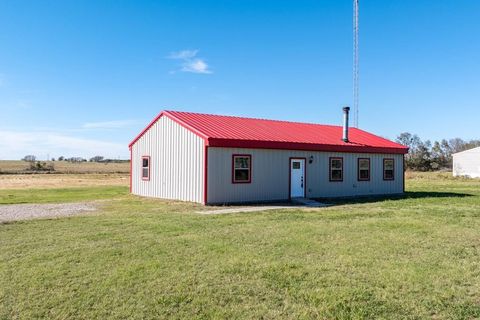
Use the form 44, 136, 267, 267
353, 0, 359, 127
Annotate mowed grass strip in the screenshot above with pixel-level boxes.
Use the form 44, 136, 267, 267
1, 173, 480, 319
0, 186, 128, 204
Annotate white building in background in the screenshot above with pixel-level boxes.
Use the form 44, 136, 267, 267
453, 147, 480, 178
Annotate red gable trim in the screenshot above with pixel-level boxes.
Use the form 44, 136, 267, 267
129, 111, 163, 148
206, 138, 407, 154
128, 111, 209, 148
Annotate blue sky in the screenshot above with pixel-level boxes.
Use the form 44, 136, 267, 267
1, 0, 479, 159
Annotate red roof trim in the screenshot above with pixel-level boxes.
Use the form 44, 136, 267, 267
129, 111, 162, 148
207, 138, 407, 154
203, 145, 208, 205
128, 111, 209, 148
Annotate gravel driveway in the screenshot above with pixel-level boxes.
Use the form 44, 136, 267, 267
0, 202, 98, 223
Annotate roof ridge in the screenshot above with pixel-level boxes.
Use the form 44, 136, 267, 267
165, 110, 344, 128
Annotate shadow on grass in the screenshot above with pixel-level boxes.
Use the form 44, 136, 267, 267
317, 191, 474, 206
205, 192, 475, 209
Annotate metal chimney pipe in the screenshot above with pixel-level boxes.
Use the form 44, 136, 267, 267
342, 106, 350, 142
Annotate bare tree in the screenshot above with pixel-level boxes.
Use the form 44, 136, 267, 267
397, 133, 480, 171
89, 156, 104, 162
22, 155, 36, 162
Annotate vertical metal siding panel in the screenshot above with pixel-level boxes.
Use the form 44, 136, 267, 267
152, 129, 156, 196
453, 149, 480, 178
453, 154, 458, 176
207, 148, 404, 204
131, 145, 138, 194
130, 116, 204, 203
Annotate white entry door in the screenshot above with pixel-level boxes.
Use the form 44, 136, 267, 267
290, 159, 305, 198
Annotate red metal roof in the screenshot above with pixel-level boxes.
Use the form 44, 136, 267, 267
129, 110, 408, 154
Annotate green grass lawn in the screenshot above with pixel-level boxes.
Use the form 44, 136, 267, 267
0, 186, 128, 204
1, 173, 480, 319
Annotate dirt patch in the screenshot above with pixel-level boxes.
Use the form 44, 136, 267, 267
0, 202, 98, 223
198, 203, 328, 215
0, 174, 129, 190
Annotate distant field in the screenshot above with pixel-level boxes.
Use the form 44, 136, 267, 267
0, 160, 129, 174
1, 172, 480, 318
0, 173, 129, 190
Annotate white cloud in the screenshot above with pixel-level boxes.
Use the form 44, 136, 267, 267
181, 59, 212, 74
168, 49, 212, 74
0, 130, 128, 160
168, 50, 198, 60
82, 120, 137, 129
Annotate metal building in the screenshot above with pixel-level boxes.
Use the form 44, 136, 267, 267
453, 147, 480, 178
129, 110, 408, 204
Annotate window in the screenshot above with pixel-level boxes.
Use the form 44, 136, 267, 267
358, 158, 370, 181
142, 156, 150, 181
232, 155, 251, 183
384, 158, 395, 180
329, 157, 343, 181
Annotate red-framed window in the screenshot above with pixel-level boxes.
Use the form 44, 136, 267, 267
329, 157, 343, 182
358, 158, 370, 181
232, 154, 251, 183
383, 158, 395, 180
141, 156, 150, 181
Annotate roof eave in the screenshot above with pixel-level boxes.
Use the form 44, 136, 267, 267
207, 138, 409, 154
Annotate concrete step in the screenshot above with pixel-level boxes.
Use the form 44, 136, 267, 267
291, 197, 328, 207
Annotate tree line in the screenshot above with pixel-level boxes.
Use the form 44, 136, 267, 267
396, 133, 480, 171
22, 155, 128, 163
20, 134, 480, 173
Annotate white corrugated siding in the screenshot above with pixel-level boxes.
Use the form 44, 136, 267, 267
131, 116, 205, 203
207, 147, 404, 204
453, 147, 480, 178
